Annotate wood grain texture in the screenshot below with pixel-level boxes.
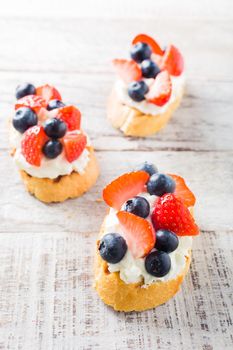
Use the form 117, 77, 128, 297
0, 4, 233, 350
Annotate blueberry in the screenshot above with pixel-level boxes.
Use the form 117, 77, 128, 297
155, 229, 179, 253
128, 80, 149, 102
15, 83, 36, 99
42, 140, 63, 159
47, 99, 65, 111
99, 233, 127, 264
147, 173, 176, 196
123, 196, 150, 218
141, 59, 160, 79
130, 42, 152, 63
145, 251, 171, 277
13, 107, 38, 133
44, 118, 67, 138
136, 162, 158, 176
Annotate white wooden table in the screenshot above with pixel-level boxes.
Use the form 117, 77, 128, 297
0, 1, 232, 349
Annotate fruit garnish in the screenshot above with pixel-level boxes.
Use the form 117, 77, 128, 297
63, 132, 87, 163
168, 174, 196, 207
152, 193, 199, 236
36, 84, 62, 103
132, 34, 164, 56
21, 125, 47, 166
112, 59, 142, 84
103, 171, 149, 210
15, 83, 36, 100
117, 211, 155, 258
146, 70, 172, 106
57, 106, 81, 131
160, 45, 184, 76
15, 95, 47, 113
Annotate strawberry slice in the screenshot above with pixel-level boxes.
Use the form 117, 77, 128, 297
112, 59, 142, 84
132, 34, 164, 56
103, 171, 149, 210
15, 95, 46, 113
63, 132, 87, 163
160, 45, 184, 76
152, 193, 199, 236
117, 211, 155, 258
168, 174, 196, 207
36, 84, 62, 103
146, 70, 172, 106
57, 106, 81, 131
21, 125, 47, 166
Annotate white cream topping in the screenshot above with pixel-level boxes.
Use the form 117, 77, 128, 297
114, 74, 185, 115
102, 192, 193, 286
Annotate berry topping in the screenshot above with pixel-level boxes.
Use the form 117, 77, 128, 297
21, 125, 47, 166
47, 99, 65, 111
155, 229, 179, 253
57, 106, 81, 131
63, 132, 87, 163
130, 42, 152, 63
132, 34, 164, 56
147, 173, 175, 196
117, 211, 155, 259
146, 70, 172, 106
103, 171, 149, 210
13, 107, 38, 133
42, 139, 63, 159
136, 161, 158, 176
160, 44, 184, 76
15, 95, 47, 113
123, 196, 150, 218
151, 193, 199, 236
145, 251, 171, 277
36, 84, 62, 103
15, 83, 36, 100
99, 233, 127, 264
128, 80, 149, 102
141, 59, 160, 79
169, 174, 196, 207
112, 59, 142, 84
44, 118, 67, 139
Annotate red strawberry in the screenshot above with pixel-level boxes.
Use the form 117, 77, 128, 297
160, 45, 184, 76
21, 125, 47, 166
57, 106, 81, 131
15, 95, 46, 113
117, 211, 155, 258
36, 84, 62, 103
168, 174, 196, 207
152, 193, 199, 236
103, 171, 149, 210
63, 132, 87, 163
146, 71, 172, 106
112, 59, 142, 84
132, 34, 164, 56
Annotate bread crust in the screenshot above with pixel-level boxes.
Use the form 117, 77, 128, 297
19, 147, 99, 203
107, 88, 184, 137
94, 216, 191, 312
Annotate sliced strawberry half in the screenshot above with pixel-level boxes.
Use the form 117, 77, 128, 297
160, 45, 184, 76
63, 132, 87, 163
103, 171, 149, 210
146, 70, 172, 106
57, 105, 81, 131
15, 95, 47, 113
36, 84, 62, 103
117, 211, 155, 258
152, 193, 199, 236
168, 174, 196, 207
21, 125, 47, 166
132, 33, 164, 56
112, 59, 142, 84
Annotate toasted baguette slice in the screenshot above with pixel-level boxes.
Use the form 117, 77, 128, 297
107, 88, 184, 137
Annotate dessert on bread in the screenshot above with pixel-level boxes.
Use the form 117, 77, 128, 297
108, 34, 185, 137
94, 162, 199, 311
10, 83, 99, 202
